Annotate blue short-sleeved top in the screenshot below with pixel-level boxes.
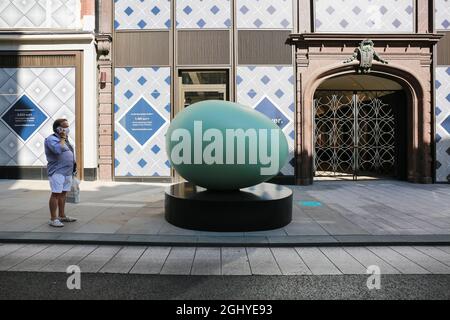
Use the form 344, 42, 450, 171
44, 134, 75, 176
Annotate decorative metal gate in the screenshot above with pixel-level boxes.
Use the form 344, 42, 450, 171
313, 91, 398, 179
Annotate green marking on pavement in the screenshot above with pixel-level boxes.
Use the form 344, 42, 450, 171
298, 201, 322, 207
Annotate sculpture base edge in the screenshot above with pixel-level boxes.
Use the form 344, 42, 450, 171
164, 182, 293, 232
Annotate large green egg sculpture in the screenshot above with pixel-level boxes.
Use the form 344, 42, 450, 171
166, 100, 289, 190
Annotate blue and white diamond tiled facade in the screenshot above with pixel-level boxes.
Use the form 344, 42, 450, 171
314, 0, 414, 33
436, 67, 450, 182
436, 0, 450, 30
0, 68, 76, 166
237, 66, 295, 175
176, 0, 231, 29
236, 0, 293, 29
0, 0, 80, 29
114, 0, 171, 30
114, 67, 171, 177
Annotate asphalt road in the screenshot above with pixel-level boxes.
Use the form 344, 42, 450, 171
1, 272, 450, 300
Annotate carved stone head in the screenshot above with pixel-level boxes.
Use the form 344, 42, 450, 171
360, 39, 374, 51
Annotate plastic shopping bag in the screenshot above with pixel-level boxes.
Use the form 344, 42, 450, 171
66, 177, 80, 204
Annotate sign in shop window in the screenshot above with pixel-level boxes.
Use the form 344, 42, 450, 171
118, 97, 167, 146
0, 95, 48, 142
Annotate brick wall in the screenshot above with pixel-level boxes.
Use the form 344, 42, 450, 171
81, 0, 95, 31
96, 0, 113, 180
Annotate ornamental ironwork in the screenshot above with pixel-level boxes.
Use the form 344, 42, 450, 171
314, 91, 397, 179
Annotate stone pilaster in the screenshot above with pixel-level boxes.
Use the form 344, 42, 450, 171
96, 0, 113, 180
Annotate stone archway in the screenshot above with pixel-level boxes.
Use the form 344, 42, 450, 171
289, 34, 441, 185
305, 65, 429, 184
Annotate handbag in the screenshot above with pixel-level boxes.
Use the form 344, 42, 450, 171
66, 176, 80, 204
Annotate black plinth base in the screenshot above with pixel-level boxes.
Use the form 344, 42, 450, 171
165, 182, 293, 232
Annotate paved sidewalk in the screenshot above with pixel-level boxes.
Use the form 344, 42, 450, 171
1, 243, 450, 275
0, 179, 449, 245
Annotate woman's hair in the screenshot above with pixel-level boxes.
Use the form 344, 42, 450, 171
52, 118, 68, 132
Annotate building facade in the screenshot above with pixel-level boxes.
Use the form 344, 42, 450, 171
0, 0, 449, 185
0, 0, 97, 180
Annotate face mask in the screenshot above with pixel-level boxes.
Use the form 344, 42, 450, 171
57, 127, 70, 135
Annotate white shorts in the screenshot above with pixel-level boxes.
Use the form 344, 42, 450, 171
49, 173, 73, 193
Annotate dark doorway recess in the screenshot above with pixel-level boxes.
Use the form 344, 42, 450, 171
313, 90, 407, 180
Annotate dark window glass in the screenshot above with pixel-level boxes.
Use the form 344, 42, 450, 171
181, 71, 228, 85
